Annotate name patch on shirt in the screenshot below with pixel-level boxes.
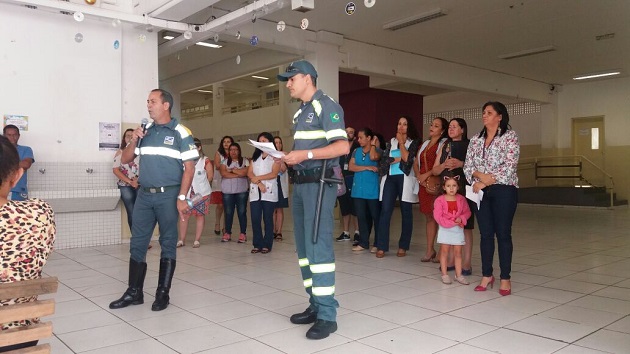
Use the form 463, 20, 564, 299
163, 136, 175, 145
306, 113, 314, 123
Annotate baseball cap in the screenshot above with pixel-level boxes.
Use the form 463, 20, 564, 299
277, 60, 318, 81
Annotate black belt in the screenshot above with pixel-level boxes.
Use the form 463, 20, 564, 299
142, 185, 180, 193
292, 168, 333, 184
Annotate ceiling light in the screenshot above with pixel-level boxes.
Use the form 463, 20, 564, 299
251, 75, 269, 80
197, 89, 213, 93
163, 35, 175, 40
573, 71, 621, 81
383, 8, 446, 31
195, 42, 223, 49
498, 45, 556, 60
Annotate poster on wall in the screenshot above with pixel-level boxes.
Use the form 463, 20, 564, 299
99, 122, 120, 150
3, 115, 29, 131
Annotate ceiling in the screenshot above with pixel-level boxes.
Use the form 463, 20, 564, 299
155, 0, 629, 99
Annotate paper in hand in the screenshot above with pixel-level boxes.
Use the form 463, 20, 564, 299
248, 139, 285, 158
466, 185, 484, 210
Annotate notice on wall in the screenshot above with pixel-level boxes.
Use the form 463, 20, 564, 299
3, 114, 29, 131
99, 122, 120, 151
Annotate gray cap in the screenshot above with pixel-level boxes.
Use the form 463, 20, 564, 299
277, 60, 318, 81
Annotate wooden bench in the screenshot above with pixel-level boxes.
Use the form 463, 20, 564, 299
0, 277, 58, 354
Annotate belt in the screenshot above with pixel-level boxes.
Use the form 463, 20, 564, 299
292, 168, 333, 184
142, 185, 180, 193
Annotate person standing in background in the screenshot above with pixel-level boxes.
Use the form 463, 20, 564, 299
279, 60, 349, 340
273, 136, 289, 241
2, 125, 34, 201
335, 126, 360, 244
210, 136, 234, 235
177, 138, 213, 248
113, 129, 140, 237
109, 89, 198, 312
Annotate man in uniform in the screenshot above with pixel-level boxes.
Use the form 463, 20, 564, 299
110, 89, 199, 311
2, 124, 34, 201
279, 60, 349, 339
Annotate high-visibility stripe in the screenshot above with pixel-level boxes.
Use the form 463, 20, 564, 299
312, 100, 322, 117
303, 278, 313, 288
294, 130, 326, 140
139, 146, 182, 159
325, 129, 347, 141
309, 263, 335, 274
312, 286, 335, 296
175, 124, 192, 138
181, 149, 199, 161
298, 258, 309, 267
293, 109, 303, 120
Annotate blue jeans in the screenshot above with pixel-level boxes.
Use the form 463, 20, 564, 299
476, 185, 518, 280
250, 200, 275, 250
130, 188, 179, 262
223, 192, 248, 235
376, 174, 413, 251
119, 186, 138, 229
354, 198, 380, 249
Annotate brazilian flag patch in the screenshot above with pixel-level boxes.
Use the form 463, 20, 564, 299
330, 112, 340, 122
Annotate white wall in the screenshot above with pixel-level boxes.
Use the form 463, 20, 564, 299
0, 3, 157, 163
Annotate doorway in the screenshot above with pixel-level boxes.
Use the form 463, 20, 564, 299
572, 116, 605, 186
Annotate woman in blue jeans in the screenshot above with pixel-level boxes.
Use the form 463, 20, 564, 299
248, 132, 280, 254
349, 128, 382, 253
220, 143, 250, 243
464, 101, 520, 296
375, 116, 420, 258
113, 129, 139, 232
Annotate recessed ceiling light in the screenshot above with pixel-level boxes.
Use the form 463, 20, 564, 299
573, 71, 621, 80
163, 35, 175, 40
251, 75, 269, 80
197, 89, 213, 93
195, 41, 223, 49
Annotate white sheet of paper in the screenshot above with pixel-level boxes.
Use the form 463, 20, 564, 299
248, 139, 285, 158
466, 185, 484, 210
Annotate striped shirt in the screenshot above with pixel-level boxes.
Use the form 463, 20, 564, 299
134, 118, 199, 187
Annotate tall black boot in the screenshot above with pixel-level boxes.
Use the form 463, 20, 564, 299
151, 258, 176, 311
109, 258, 147, 309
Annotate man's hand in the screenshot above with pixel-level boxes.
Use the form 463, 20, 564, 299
177, 199, 188, 221
282, 150, 308, 166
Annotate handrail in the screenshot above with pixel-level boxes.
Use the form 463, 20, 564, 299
517, 155, 615, 207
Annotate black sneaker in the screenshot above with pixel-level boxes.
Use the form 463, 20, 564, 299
352, 232, 360, 246
306, 319, 338, 340
335, 232, 350, 242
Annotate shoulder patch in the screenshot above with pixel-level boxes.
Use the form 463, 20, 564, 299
330, 112, 340, 122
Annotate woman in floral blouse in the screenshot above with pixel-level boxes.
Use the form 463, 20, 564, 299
0, 135, 56, 352
113, 129, 140, 232
464, 101, 519, 296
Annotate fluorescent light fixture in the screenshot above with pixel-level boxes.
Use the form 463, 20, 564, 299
251, 75, 269, 80
383, 8, 446, 31
572, 71, 621, 80
498, 45, 556, 60
195, 41, 223, 49
197, 90, 213, 93
163, 35, 175, 40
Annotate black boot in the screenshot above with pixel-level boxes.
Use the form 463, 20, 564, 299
151, 258, 176, 311
109, 259, 147, 309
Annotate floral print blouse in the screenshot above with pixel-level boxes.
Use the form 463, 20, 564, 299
464, 129, 520, 187
113, 149, 139, 187
1, 199, 56, 330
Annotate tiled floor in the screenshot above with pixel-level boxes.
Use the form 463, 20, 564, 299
41, 205, 630, 353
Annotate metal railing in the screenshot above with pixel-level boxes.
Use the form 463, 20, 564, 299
221, 97, 280, 114
518, 155, 615, 207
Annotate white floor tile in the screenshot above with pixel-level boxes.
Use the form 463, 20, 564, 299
506, 315, 599, 343
197, 339, 283, 354
539, 305, 625, 328
575, 329, 630, 353
56, 323, 148, 352
605, 316, 630, 334
465, 328, 566, 354
359, 301, 440, 325
359, 327, 457, 353
409, 314, 497, 342
156, 323, 247, 353
221, 311, 298, 337
81, 338, 179, 354
256, 326, 350, 354
129, 311, 211, 336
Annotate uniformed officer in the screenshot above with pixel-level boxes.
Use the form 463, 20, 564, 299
110, 89, 199, 311
279, 60, 349, 339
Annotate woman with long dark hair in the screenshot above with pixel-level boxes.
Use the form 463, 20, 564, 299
113, 129, 139, 234
220, 142, 249, 243
248, 132, 281, 254
210, 136, 234, 235
464, 101, 520, 296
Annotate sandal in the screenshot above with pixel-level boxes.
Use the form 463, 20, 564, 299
251, 248, 260, 254
396, 249, 406, 257
261, 248, 270, 254
176, 240, 184, 248
375, 250, 385, 258
421, 250, 436, 262
192, 241, 201, 248
274, 233, 283, 241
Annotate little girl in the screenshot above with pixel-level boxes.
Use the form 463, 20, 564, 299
433, 175, 471, 285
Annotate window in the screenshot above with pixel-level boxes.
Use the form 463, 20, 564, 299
591, 128, 599, 150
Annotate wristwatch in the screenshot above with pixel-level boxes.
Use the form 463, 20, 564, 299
177, 194, 186, 201
307, 150, 314, 160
